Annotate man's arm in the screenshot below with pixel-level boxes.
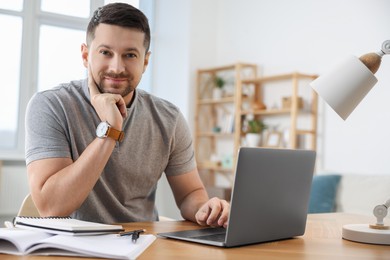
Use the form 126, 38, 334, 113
28, 136, 117, 216
167, 169, 230, 227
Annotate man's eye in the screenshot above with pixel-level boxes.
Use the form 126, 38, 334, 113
126, 53, 137, 58
100, 50, 111, 56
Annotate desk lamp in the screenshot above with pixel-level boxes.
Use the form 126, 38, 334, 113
310, 40, 390, 245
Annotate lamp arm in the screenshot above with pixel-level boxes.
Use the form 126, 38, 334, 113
380, 40, 390, 56
375, 40, 390, 57
373, 199, 390, 226
357, 40, 389, 226
359, 40, 390, 74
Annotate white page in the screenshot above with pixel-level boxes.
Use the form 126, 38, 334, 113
27, 233, 156, 259
0, 228, 52, 254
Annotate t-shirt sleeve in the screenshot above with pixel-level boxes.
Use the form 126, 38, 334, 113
164, 112, 197, 176
25, 92, 71, 165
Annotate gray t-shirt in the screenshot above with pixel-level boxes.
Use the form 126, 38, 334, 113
25, 79, 196, 223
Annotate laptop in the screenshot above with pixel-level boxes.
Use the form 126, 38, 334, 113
158, 147, 316, 247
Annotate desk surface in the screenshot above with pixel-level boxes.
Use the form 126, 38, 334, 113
1, 213, 389, 259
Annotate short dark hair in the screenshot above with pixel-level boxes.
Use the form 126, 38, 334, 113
86, 3, 151, 53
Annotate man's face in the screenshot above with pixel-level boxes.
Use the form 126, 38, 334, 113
82, 23, 150, 104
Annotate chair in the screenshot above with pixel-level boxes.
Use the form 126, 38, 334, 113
18, 194, 40, 217
159, 216, 175, 221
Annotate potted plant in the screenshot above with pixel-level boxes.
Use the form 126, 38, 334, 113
247, 119, 267, 134
213, 76, 225, 99
245, 118, 267, 147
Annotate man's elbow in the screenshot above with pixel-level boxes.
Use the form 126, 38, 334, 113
31, 193, 72, 217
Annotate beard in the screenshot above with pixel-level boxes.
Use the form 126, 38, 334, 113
97, 72, 136, 97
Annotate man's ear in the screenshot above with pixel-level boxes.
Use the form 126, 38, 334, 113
143, 51, 151, 73
81, 43, 89, 68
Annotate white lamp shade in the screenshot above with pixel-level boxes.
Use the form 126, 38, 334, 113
310, 55, 378, 120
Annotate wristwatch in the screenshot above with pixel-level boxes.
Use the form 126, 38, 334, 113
96, 121, 125, 142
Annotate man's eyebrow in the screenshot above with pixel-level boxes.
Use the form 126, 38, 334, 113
96, 45, 140, 53
97, 44, 112, 49
124, 47, 141, 53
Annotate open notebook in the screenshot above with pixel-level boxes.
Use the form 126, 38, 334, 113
0, 228, 156, 259
13, 216, 124, 236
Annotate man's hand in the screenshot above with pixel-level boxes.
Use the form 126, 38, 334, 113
195, 197, 230, 228
88, 66, 127, 129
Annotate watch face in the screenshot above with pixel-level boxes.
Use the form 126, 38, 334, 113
96, 122, 109, 138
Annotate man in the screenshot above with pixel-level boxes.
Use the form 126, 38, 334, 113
25, 3, 229, 228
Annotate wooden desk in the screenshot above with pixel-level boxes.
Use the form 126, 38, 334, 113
1, 213, 389, 259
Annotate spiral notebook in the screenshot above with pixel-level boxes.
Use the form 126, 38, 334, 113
13, 216, 124, 236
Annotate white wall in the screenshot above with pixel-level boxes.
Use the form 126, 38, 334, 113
153, 0, 390, 217
151, 0, 218, 119
153, 0, 219, 218
213, 0, 390, 175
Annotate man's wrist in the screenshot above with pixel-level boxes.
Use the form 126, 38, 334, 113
96, 121, 125, 142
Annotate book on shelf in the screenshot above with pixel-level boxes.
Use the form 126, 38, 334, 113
222, 113, 235, 133
0, 227, 156, 259
13, 216, 124, 236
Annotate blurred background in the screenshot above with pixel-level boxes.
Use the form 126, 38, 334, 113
0, 0, 389, 220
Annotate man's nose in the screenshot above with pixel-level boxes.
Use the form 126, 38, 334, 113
108, 55, 125, 73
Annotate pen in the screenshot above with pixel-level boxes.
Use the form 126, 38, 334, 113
118, 229, 145, 243
131, 231, 141, 243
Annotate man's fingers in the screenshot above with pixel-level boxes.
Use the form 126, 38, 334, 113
218, 200, 230, 227
114, 95, 128, 119
195, 198, 230, 228
205, 198, 222, 226
207, 198, 230, 227
195, 204, 210, 226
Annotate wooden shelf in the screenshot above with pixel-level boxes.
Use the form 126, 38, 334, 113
196, 132, 235, 137
241, 108, 291, 116
197, 63, 257, 74
241, 72, 318, 84
197, 96, 235, 105
198, 164, 233, 172
241, 108, 315, 116
296, 129, 316, 135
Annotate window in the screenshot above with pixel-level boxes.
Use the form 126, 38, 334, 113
41, 0, 90, 18
0, 15, 22, 150
0, 0, 154, 160
38, 26, 86, 91
0, 0, 23, 11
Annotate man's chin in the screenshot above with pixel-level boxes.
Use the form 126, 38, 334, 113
104, 88, 134, 97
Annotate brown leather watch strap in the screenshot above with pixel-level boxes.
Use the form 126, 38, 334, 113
107, 127, 125, 142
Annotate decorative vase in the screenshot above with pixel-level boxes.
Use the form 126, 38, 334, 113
213, 88, 223, 99
245, 133, 261, 147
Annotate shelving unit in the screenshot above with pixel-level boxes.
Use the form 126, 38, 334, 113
194, 63, 257, 195
194, 65, 318, 199
240, 72, 318, 150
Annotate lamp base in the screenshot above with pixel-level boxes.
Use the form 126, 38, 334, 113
342, 224, 390, 245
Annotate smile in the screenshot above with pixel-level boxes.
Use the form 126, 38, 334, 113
104, 77, 128, 83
